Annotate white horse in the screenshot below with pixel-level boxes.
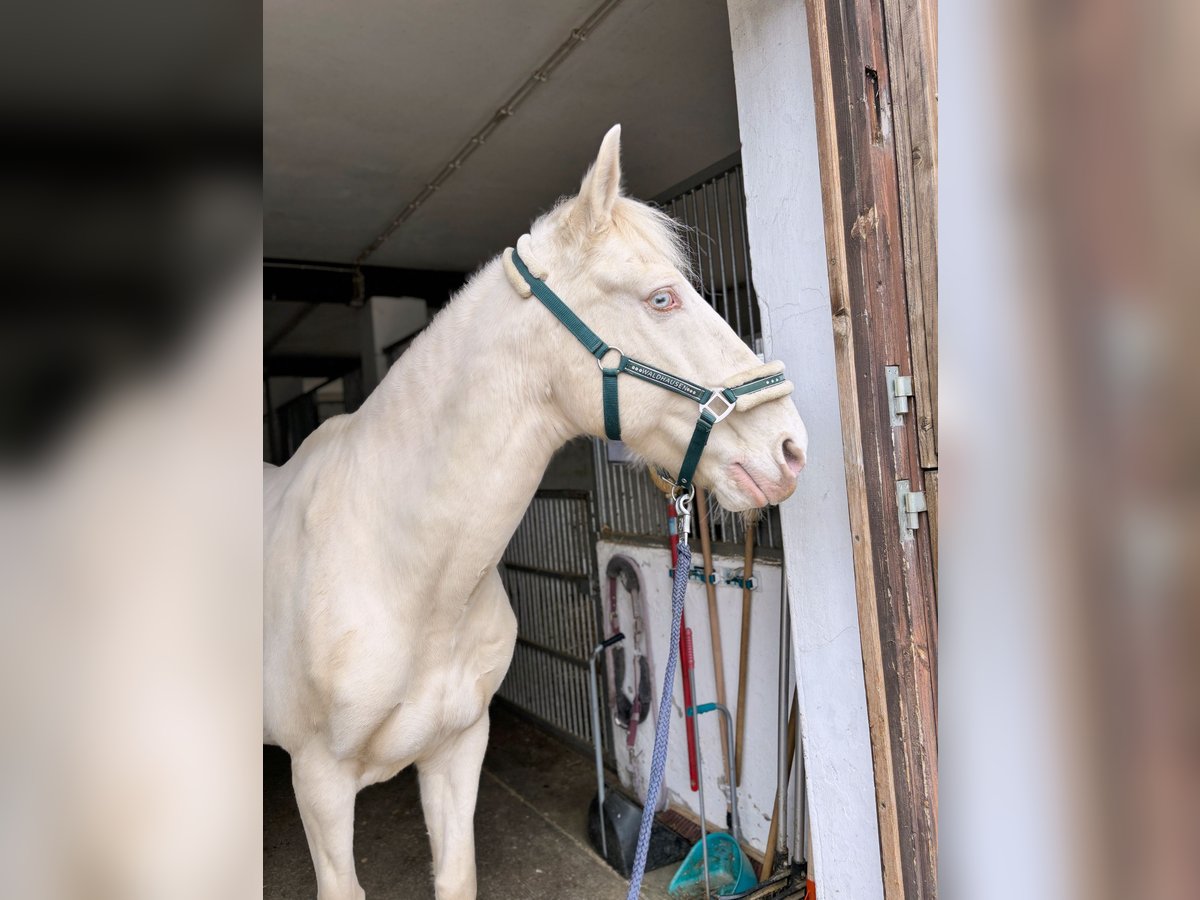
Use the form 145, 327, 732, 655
264, 125, 808, 900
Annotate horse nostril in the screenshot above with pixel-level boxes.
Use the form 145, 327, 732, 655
782, 438, 806, 476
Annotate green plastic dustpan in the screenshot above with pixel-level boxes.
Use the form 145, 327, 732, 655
667, 831, 756, 898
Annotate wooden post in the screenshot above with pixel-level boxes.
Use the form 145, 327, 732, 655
802, 0, 939, 895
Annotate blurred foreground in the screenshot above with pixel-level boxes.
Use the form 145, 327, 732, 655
942, 1, 1198, 899
0, 0, 261, 897
0, 0, 1195, 897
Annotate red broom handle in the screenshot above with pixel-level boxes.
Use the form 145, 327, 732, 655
670, 501, 699, 792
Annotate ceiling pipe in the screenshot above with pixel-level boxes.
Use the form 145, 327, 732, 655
354, 0, 627, 265
263, 261, 359, 274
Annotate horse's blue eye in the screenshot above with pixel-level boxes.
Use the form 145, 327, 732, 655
651, 292, 672, 308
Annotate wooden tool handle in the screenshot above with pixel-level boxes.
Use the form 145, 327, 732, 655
735, 525, 755, 783
761, 693, 798, 878
694, 485, 732, 778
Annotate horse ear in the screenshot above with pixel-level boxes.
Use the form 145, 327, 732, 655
575, 124, 622, 229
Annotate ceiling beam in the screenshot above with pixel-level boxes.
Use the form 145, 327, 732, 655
264, 258, 467, 308
263, 354, 361, 378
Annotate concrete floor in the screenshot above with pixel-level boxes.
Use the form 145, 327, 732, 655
265, 704, 675, 899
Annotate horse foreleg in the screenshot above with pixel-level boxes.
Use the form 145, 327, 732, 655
292, 743, 364, 900
418, 713, 490, 900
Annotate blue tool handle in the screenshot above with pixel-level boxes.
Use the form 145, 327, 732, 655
686, 702, 718, 717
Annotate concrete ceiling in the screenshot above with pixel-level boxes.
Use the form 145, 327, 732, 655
265, 0, 742, 271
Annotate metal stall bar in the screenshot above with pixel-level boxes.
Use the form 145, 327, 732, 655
497, 490, 613, 759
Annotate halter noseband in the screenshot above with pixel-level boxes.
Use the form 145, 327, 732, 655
507, 246, 791, 496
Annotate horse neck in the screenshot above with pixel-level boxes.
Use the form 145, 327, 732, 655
349, 260, 579, 587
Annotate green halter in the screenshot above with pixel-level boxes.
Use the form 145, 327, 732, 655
508, 248, 787, 492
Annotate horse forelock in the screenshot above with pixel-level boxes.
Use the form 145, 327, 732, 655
536, 194, 694, 281
608, 197, 692, 276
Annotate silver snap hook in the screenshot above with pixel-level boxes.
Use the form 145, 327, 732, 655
673, 485, 695, 547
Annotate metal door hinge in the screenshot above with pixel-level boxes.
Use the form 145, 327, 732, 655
896, 480, 927, 538
886, 366, 914, 425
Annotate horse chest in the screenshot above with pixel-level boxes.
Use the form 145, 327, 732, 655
362, 578, 517, 771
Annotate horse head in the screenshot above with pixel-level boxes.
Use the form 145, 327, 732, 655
507, 125, 807, 512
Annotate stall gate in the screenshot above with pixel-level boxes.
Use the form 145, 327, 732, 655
497, 489, 612, 759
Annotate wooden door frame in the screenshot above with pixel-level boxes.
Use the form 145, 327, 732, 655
804, 0, 939, 896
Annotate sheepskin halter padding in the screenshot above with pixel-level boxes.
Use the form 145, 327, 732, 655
502, 234, 544, 297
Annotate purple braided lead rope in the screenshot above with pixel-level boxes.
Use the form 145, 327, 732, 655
625, 539, 692, 899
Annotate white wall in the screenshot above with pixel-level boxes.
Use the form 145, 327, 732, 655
597, 539, 785, 855
727, 1, 886, 897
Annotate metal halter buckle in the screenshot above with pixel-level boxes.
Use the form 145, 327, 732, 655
699, 390, 736, 424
